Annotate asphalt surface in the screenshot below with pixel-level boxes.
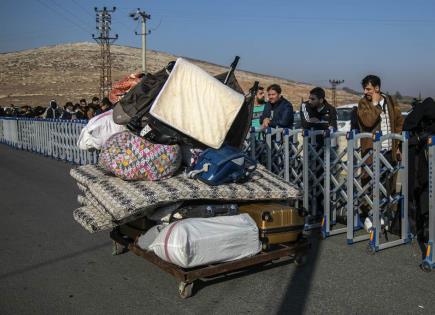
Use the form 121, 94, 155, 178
0, 143, 434, 315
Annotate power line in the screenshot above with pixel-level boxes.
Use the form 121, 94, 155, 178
47, 0, 94, 30
35, 0, 92, 34
148, 13, 435, 25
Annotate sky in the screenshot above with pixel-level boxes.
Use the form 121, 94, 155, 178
0, 0, 434, 97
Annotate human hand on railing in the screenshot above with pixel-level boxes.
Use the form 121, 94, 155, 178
396, 148, 402, 161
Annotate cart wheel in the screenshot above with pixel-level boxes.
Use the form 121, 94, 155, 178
294, 255, 307, 266
112, 241, 128, 256
260, 238, 270, 251
178, 281, 194, 299
421, 261, 432, 273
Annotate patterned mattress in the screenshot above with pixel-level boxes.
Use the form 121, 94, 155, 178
71, 164, 301, 233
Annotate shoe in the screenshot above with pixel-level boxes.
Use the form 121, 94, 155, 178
364, 216, 385, 233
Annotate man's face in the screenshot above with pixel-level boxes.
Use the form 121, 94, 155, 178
363, 83, 380, 101
308, 94, 322, 108
267, 89, 280, 104
256, 90, 265, 104
80, 101, 86, 107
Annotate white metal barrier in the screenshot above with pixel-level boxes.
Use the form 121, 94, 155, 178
322, 130, 348, 238
247, 127, 411, 253
368, 131, 411, 252
0, 117, 98, 165
2, 118, 415, 255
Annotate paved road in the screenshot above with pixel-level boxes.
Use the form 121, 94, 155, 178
0, 144, 434, 315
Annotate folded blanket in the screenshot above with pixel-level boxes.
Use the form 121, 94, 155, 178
73, 206, 116, 233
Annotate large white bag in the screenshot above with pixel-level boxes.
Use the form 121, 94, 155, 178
149, 214, 261, 268
149, 58, 245, 149
77, 110, 126, 150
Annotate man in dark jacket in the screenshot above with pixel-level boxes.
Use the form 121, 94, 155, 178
403, 97, 435, 251
260, 84, 294, 129
300, 87, 337, 131
300, 87, 337, 218
44, 100, 62, 119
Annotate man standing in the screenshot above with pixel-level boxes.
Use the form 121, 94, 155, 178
357, 75, 404, 226
260, 84, 294, 129
100, 97, 113, 113
357, 75, 403, 155
44, 100, 62, 119
300, 87, 337, 131
300, 87, 337, 218
251, 86, 266, 129
89, 96, 101, 116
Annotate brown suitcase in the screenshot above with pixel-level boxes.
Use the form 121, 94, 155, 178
239, 203, 305, 250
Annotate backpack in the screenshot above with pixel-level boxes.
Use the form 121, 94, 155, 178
112, 62, 175, 127
187, 145, 257, 186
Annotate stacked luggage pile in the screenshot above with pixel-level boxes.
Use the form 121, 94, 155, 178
71, 57, 309, 298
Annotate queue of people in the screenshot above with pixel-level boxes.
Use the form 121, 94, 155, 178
251, 74, 422, 233
0, 96, 113, 120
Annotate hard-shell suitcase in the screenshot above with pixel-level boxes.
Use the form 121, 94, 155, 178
239, 203, 305, 250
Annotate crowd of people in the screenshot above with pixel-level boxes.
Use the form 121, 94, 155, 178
0, 96, 113, 120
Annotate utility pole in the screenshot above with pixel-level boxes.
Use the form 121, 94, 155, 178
92, 7, 118, 99
329, 79, 344, 107
130, 8, 151, 74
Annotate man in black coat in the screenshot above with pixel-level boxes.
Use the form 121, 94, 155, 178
44, 100, 62, 119
403, 97, 435, 251
300, 87, 338, 131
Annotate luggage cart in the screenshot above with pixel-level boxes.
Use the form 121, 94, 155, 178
110, 227, 310, 298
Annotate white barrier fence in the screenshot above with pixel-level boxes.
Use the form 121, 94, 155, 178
245, 127, 411, 253
0, 117, 98, 165
2, 117, 429, 258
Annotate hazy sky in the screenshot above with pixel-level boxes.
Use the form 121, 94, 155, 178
0, 0, 434, 97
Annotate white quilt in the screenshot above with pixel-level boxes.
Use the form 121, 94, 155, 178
149, 58, 245, 149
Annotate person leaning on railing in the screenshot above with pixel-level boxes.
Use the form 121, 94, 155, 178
356, 75, 404, 219
300, 87, 338, 218
300, 87, 337, 132
260, 84, 294, 129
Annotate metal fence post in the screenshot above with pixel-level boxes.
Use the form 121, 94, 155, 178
322, 130, 331, 238
370, 132, 382, 252
422, 136, 435, 271
266, 127, 272, 171
283, 128, 290, 182
346, 130, 355, 243
303, 129, 309, 217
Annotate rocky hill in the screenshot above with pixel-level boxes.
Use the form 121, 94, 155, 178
0, 42, 362, 108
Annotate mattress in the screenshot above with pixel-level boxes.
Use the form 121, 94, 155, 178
149, 58, 245, 149
71, 164, 301, 233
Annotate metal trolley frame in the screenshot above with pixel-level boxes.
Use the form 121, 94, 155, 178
110, 227, 310, 298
